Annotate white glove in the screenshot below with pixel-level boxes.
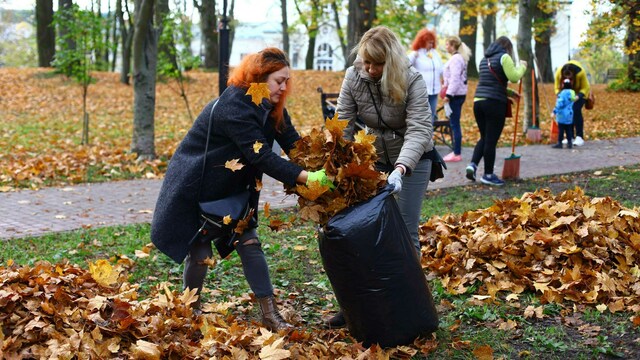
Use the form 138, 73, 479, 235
519, 60, 527, 68
444, 102, 453, 118
387, 169, 403, 194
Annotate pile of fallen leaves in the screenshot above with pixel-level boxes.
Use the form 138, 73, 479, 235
420, 187, 640, 316
0, 259, 438, 358
284, 114, 386, 225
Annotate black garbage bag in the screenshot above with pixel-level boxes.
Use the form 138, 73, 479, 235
318, 186, 439, 348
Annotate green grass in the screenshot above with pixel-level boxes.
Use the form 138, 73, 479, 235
2, 164, 639, 358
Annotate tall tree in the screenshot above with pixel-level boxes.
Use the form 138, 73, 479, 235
116, 0, 134, 84
459, 6, 478, 78
57, 0, 74, 57
517, 0, 536, 132
532, 2, 555, 83
482, 13, 495, 53
346, 0, 376, 67
281, 0, 290, 55
583, 1, 639, 89
194, 0, 218, 70
156, 0, 178, 71
131, 0, 158, 159
36, 0, 55, 67
375, 0, 433, 48
293, 0, 322, 70
330, 0, 347, 69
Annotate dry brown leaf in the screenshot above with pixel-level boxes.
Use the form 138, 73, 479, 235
225, 158, 245, 172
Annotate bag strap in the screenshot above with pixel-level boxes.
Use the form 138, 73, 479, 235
487, 58, 507, 88
365, 82, 404, 139
197, 99, 219, 201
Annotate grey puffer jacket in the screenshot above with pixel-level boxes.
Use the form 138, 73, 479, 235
337, 59, 433, 174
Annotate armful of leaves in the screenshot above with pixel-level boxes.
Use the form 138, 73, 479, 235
284, 113, 386, 225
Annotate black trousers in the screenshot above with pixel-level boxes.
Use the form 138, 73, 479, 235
471, 99, 507, 175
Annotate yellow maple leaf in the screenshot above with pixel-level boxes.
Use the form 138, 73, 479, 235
324, 112, 349, 134
258, 337, 291, 360
354, 129, 376, 145
179, 287, 200, 307
223, 215, 232, 224
225, 159, 245, 172
88, 260, 120, 287
253, 141, 264, 153
246, 82, 270, 105
264, 202, 271, 218
582, 204, 596, 218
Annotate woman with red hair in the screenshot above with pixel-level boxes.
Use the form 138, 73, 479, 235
151, 47, 329, 331
408, 28, 444, 124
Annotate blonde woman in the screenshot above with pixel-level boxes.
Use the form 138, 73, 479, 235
441, 36, 471, 162
331, 25, 434, 328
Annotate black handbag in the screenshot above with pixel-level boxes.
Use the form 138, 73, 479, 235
190, 99, 253, 258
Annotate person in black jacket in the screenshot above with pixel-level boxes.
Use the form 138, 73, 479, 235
151, 48, 330, 331
466, 36, 526, 186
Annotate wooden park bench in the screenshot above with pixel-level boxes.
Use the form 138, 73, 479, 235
317, 87, 453, 150
605, 68, 623, 83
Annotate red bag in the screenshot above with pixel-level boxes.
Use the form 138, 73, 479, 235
585, 91, 595, 110
506, 98, 514, 118
439, 85, 448, 99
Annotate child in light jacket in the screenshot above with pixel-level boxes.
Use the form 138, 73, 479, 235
552, 78, 577, 149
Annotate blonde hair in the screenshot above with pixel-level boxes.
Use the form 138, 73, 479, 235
353, 26, 409, 104
446, 36, 471, 63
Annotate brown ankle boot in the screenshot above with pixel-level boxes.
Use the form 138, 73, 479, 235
257, 296, 294, 331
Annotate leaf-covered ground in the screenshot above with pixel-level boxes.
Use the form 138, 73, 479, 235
1, 185, 638, 358
1, 67, 639, 191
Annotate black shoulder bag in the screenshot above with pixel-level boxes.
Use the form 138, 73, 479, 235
365, 83, 445, 182
190, 100, 253, 258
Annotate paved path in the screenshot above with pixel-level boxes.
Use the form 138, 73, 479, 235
2, 137, 639, 240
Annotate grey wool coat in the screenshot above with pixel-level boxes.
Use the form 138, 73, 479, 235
151, 85, 303, 263
337, 59, 434, 174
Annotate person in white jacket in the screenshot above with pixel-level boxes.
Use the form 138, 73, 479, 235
408, 28, 444, 124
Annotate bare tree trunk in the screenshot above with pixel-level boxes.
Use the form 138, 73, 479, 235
459, 8, 478, 78
417, 0, 425, 15
36, 0, 55, 67
347, 0, 376, 67
482, 13, 495, 54
331, 0, 347, 69
195, 0, 218, 69
517, 0, 535, 131
281, 0, 289, 55
111, 1, 119, 71
626, 5, 640, 85
57, 0, 74, 53
132, 0, 158, 159
117, 0, 134, 84
533, 6, 554, 83
156, 0, 178, 70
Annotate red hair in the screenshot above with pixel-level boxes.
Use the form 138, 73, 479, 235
227, 47, 291, 130
411, 29, 437, 51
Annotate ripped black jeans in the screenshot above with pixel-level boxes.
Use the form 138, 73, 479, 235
183, 227, 274, 303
